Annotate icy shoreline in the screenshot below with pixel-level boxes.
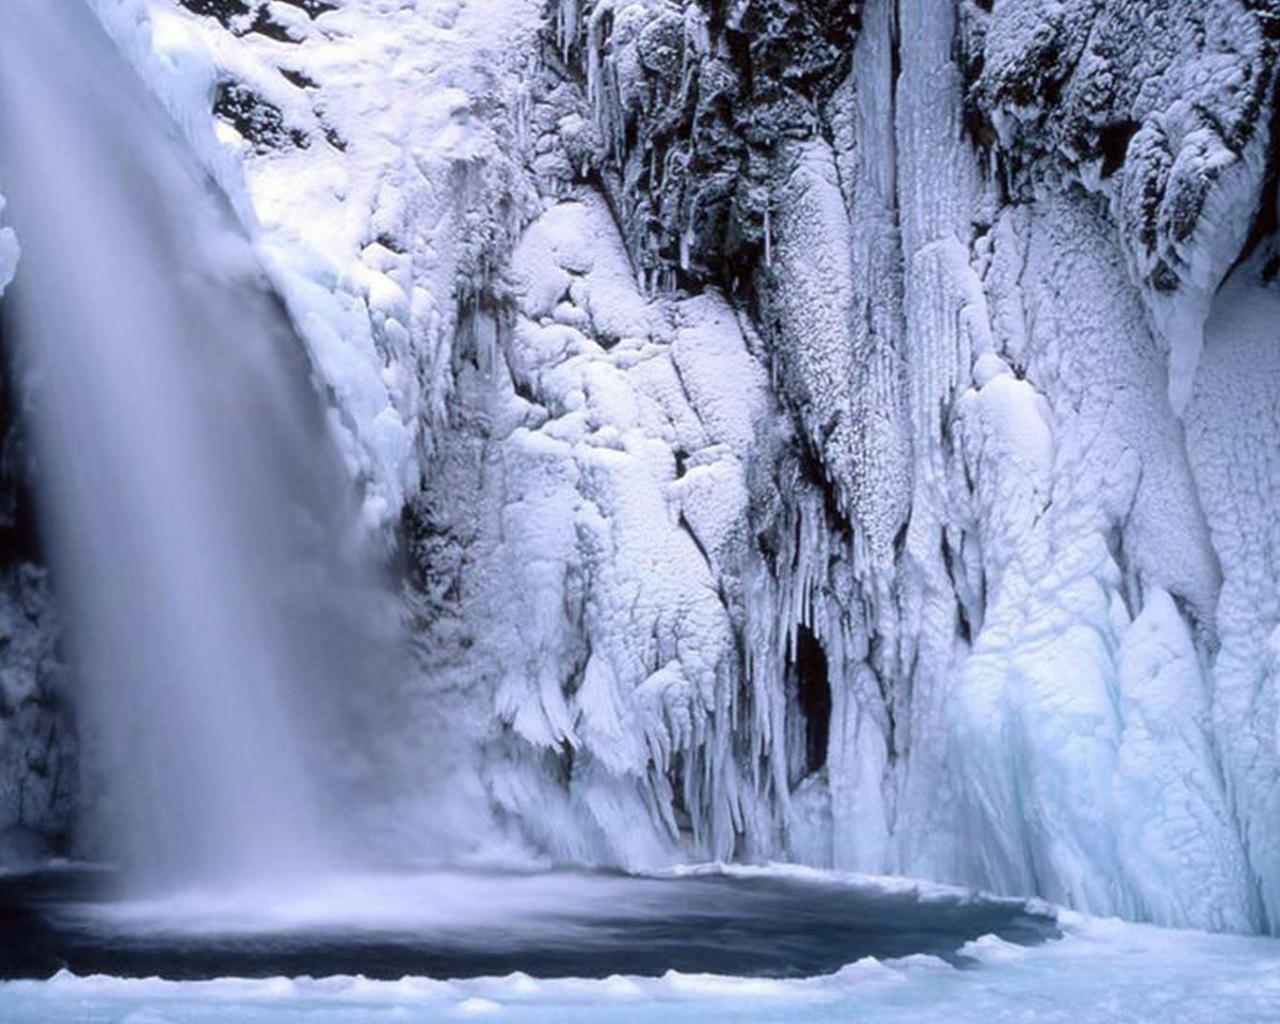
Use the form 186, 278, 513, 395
1, 910, 1277, 1023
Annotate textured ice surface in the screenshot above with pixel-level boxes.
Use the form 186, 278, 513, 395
1186, 253, 1280, 929
436, 191, 776, 864
972, 0, 1277, 410
60, 0, 1280, 925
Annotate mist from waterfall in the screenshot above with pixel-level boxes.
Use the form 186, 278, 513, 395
0, 0, 403, 889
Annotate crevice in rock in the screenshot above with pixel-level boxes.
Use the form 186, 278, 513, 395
213, 81, 309, 151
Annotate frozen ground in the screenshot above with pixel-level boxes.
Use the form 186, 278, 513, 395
0, 909, 1276, 1023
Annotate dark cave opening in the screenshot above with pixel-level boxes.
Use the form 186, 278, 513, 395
794, 624, 831, 775
1098, 120, 1139, 179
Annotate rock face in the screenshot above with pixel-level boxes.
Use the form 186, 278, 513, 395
3, 0, 1280, 933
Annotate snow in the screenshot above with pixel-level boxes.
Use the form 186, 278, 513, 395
945, 191, 1252, 932
975, 0, 1276, 411
400, 0, 1280, 929
87, 0, 546, 531
0, 911, 1278, 1023
1186, 254, 1280, 929
0, 190, 16, 298
470, 190, 776, 865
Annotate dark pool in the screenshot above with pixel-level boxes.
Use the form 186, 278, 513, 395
0, 865, 1059, 981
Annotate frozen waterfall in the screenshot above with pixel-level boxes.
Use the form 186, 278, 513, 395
0, 0, 1278, 949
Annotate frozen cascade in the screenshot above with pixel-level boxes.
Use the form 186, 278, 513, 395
0, 0, 402, 886
503, 0, 1278, 933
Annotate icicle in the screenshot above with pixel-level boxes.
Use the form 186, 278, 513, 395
587, 1, 614, 131
763, 198, 772, 268
662, 144, 679, 186
512, 80, 529, 156
558, 0, 578, 63
613, 79, 626, 161
587, 33, 600, 121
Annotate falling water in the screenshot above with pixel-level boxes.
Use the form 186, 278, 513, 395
0, 0, 392, 887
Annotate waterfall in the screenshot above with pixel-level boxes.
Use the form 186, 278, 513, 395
0, 0, 393, 887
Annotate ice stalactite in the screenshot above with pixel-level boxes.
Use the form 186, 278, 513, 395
535, 0, 917, 875
951, 195, 1253, 931
305, 0, 1280, 931
553, 0, 858, 295
951, 0, 1279, 931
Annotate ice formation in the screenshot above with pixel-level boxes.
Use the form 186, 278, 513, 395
1, 0, 1280, 938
